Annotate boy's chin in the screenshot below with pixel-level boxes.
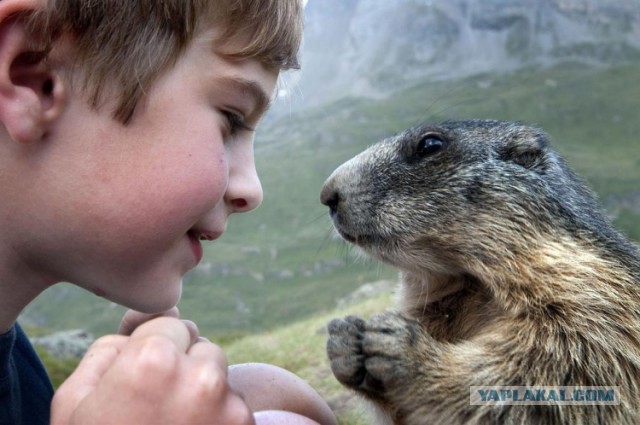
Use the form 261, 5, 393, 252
102, 279, 184, 314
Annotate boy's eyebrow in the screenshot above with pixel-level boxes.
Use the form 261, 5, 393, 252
221, 76, 272, 117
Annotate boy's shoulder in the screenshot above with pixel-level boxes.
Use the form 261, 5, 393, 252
0, 323, 53, 425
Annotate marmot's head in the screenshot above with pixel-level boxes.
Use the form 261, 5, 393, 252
320, 120, 607, 275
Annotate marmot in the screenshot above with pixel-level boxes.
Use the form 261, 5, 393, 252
321, 119, 640, 425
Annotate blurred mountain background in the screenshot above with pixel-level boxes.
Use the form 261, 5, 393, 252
280, 0, 640, 112
23, 0, 640, 356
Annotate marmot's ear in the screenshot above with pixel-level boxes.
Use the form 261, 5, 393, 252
497, 129, 548, 170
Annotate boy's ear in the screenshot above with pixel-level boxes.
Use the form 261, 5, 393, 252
0, 1, 66, 144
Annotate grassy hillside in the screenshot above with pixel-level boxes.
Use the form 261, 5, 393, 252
222, 289, 396, 425
184, 60, 640, 338
22, 61, 640, 340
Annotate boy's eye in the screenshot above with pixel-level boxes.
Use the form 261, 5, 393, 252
223, 110, 254, 137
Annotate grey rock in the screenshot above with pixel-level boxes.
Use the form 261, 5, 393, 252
31, 329, 94, 359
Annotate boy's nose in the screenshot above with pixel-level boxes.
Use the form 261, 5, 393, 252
226, 156, 263, 213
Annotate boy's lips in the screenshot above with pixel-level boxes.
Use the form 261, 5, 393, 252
188, 233, 203, 264
187, 230, 222, 264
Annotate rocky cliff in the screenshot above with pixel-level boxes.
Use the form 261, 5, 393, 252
293, 0, 640, 108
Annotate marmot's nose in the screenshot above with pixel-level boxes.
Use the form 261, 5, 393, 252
320, 183, 341, 215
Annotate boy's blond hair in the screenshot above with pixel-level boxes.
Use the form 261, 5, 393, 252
25, 0, 303, 123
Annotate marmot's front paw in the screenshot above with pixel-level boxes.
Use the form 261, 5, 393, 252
360, 312, 423, 387
327, 312, 424, 398
326, 316, 368, 387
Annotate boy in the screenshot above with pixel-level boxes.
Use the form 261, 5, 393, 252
0, 0, 337, 424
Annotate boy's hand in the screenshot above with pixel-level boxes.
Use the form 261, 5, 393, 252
51, 317, 255, 425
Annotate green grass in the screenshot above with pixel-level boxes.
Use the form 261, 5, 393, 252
34, 346, 80, 389
614, 209, 640, 242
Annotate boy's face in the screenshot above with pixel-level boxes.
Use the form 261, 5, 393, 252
21, 31, 277, 312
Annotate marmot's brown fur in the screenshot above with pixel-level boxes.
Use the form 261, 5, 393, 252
321, 120, 640, 425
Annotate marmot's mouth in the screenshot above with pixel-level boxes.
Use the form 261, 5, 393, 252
338, 230, 357, 244
337, 229, 382, 247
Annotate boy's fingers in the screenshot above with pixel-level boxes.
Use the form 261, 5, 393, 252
70, 335, 129, 384
52, 335, 128, 419
128, 316, 195, 353
188, 339, 229, 374
181, 319, 200, 343
117, 307, 180, 335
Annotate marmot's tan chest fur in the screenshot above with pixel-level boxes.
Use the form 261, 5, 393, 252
322, 120, 640, 425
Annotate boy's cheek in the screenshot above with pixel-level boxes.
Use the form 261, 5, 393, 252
95, 168, 226, 234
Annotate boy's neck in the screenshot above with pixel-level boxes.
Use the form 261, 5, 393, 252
0, 254, 52, 333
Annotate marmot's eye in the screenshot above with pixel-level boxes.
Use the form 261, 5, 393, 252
416, 134, 444, 158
